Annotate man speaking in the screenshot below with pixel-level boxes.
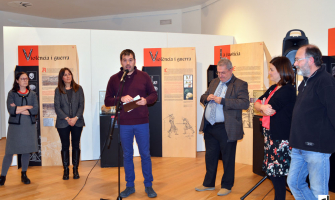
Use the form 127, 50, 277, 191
105, 49, 158, 198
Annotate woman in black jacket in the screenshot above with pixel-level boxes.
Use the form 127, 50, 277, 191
54, 68, 85, 180
0, 72, 38, 186
254, 57, 296, 200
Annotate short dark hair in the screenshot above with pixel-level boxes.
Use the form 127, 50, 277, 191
270, 56, 295, 86
120, 49, 135, 61
12, 72, 30, 91
303, 45, 323, 67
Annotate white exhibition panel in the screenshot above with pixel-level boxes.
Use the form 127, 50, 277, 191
3, 27, 93, 161
90, 30, 168, 157
3, 26, 234, 161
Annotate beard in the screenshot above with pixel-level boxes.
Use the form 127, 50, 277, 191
297, 63, 310, 77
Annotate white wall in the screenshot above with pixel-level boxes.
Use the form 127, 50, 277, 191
60, 10, 183, 33
3, 27, 92, 160
0, 6, 203, 139
0, 11, 60, 139
3, 27, 234, 160
182, 5, 201, 34
201, 0, 335, 57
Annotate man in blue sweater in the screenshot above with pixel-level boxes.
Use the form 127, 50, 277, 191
287, 45, 335, 199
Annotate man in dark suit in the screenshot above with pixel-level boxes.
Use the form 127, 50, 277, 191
195, 58, 249, 196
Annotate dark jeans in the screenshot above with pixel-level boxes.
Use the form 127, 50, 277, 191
57, 126, 83, 151
203, 123, 237, 190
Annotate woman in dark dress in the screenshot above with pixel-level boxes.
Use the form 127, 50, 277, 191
254, 57, 296, 200
54, 68, 85, 180
0, 72, 39, 186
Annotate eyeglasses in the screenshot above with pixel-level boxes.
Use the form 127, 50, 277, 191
216, 72, 225, 75
20, 78, 29, 81
294, 57, 310, 62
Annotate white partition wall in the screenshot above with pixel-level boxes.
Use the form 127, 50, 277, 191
3, 27, 92, 161
3, 26, 234, 161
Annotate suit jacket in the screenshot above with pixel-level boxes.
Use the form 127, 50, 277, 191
199, 75, 249, 141
7, 90, 38, 124
54, 86, 85, 128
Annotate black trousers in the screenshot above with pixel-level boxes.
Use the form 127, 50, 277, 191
269, 176, 286, 200
57, 126, 83, 151
203, 123, 237, 190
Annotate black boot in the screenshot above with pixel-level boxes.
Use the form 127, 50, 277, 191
21, 171, 30, 184
72, 150, 80, 179
0, 175, 6, 186
61, 150, 70, 180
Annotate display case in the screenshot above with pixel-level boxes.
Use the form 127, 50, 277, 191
99, 90, 123, 167
99, 90, 116, 115
251, 90, 267, 116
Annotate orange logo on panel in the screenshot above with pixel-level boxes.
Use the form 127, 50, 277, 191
214, 45, 231, 64
18, 46, 39, 66
328, 28, 335, 56
144, 48, 162, 67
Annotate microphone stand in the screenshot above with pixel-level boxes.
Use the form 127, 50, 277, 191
101, 76, 127, 200
293, 66, 298, 92
240, 175, 268, 199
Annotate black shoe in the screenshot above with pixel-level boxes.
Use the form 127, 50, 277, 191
0, 175, 6, 186
145, 186, 157, 198
73, 167, 79, 179
63, 167, 69, 180
61, 150, 70, 180
120, 187, 135, 198
21, 171, 30, 184
72, 150, 80, 179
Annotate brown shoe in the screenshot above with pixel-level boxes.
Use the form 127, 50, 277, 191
195, 185, 215, 191
217, 188, 231, 196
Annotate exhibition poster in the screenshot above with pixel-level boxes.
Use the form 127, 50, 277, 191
214, 42, 271, 165
18, 45, 79, 166
144, 47, 197, 158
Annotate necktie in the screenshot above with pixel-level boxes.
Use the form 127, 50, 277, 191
208, 83, 226, 125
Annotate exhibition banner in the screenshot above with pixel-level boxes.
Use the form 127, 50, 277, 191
144, 47, 197, 158
214, 42, 271, 165
18, 45, 79, 166
142, 66, 162, 157
329, 27, 335, 56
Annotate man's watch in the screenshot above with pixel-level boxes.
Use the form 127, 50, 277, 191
76, 116, 79, 120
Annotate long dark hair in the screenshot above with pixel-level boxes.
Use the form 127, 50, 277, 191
270, 57, 295, 86
57, 68, 79, 94
11, 72, 30, 91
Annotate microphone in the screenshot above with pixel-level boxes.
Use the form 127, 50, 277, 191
120, 69, 129, 82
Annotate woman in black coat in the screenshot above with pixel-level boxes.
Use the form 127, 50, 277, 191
54, 68, 85, 180
254, 57, 296, 200
0, 72, 38, 186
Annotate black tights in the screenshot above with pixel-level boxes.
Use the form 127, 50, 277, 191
269, 176, 287, 200
57, 126, 83, 151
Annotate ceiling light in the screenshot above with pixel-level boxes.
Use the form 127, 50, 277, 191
8, 1, 33, 8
